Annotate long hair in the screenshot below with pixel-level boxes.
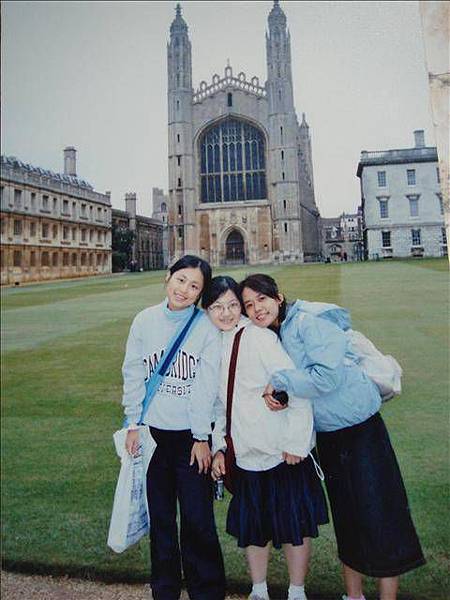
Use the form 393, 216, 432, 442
168, 255, 212, 305
238, 273, 287, 330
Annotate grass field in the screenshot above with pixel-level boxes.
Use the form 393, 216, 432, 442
1, 259, 449, 599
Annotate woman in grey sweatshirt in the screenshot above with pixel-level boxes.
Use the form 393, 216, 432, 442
122, 255, 225, 600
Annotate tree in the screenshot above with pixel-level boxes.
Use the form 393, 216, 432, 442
111, 222, 135, 272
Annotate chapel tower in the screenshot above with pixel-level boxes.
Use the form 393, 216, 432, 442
166, 1, 321, 266
266, 0, 304, 259
167, 4, 195, 258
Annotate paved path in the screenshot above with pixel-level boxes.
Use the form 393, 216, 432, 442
1, 571, 245, 600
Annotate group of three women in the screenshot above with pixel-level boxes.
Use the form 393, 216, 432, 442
122, 255, 424, 600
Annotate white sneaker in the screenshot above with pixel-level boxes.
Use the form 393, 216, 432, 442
289, 594, 307, 600
248, 595, 269, 600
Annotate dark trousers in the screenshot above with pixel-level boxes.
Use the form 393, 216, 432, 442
147, 428, 225, 600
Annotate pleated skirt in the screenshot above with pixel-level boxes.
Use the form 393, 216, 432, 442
317, 412, 426, 577
226, 453, 329, 549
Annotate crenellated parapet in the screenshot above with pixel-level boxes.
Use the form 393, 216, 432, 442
193, 65, 266, 104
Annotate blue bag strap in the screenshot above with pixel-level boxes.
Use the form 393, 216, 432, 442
137, 306, 201, 424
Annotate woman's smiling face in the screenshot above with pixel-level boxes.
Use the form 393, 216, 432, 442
166, 267, 204, 310
207, 289, 242, 331
241, 286, 283, 328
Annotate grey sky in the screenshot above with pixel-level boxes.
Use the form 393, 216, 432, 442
1, 1, 434, 217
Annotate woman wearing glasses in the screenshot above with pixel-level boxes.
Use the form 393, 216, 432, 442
204, 276, 328, 600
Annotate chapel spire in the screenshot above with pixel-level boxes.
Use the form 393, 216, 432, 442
168, 2, 192, 91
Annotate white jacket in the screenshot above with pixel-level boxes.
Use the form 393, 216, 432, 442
212, 319, 315, 471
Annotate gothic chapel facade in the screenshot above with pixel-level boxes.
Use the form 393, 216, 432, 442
167, 1, 321, 265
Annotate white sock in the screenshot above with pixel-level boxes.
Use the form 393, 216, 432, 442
288, 583, 306, 599
252, 580, 269, 598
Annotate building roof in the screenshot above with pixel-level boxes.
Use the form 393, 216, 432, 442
1, 154, 94, 190
357, 146, 438, 176
112, 208, 162, 228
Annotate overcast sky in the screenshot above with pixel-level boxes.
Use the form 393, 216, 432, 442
1, 1, 434, 217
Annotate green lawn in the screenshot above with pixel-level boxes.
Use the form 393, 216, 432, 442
1, 260, 449, 599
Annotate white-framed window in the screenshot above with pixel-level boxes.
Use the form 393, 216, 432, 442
14, 189, 22, 208
379, 198, 389, 219
411, 229, 421, 246
437, 194, 444, 215
13, 219, 22, 235
42, 195, 49, 211
30, 222, 36, 237
30, 193, 36, 211
436, 166, 440, 183
63, 200, 69, 214
63, 226, 69, 240
442, 227, 447, 245
42, 223, 49, 238
377, 171, 387, 187
382, 231, 391, 247
409, 196, 419, 217
407, 169, 416, 186
13, 250, 22, 267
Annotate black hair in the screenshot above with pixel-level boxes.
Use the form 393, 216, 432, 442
238, 273, 287, 332
168, 255, 212, 305
202, 275, 242, 310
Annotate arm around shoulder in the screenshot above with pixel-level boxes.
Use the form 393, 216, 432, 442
271, 312, 347, 399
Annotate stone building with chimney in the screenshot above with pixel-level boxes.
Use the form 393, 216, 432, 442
321, 208, 364, 262
357, 130, 446, 259
167, 1, 320, 266
0, 147, 112, 285
112, 192, 164, 271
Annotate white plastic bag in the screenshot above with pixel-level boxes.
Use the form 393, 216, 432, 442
347, 329, 403, 402
107, 426, 156, 553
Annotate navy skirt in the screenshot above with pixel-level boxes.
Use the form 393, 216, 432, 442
226, 453, 329, 549
317, 412, 426, 577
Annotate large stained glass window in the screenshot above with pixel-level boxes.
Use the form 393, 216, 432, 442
200, 118, 266, 203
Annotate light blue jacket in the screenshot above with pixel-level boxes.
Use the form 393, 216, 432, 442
270, 300, 382, 432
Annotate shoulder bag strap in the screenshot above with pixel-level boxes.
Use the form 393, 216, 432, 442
135, 307, 201, 425
226, 327, 245, 437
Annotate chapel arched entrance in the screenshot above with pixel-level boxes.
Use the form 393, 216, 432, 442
225, 229, 245, 264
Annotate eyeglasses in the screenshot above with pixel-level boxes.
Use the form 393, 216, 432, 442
207, 301, 241, 314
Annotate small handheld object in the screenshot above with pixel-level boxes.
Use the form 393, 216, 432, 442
214, 478, 224, 501
272, 390, 289, 405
